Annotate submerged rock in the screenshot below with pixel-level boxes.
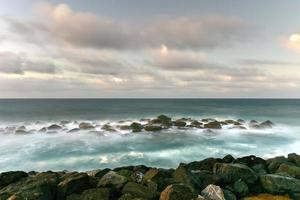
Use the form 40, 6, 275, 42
129, 122, 143, 132
68, 128, 80, 133
201, 184, 225, 200
204, 121, 222, 129
259, 120, 273, 128
102, 124, 116, 132
47, 124, 62, 130
160, 184, 194, 200
79, 122, 94, 130
144, 125, 162, 132
174, 120, 186, 127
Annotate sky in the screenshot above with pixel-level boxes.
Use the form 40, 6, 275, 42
0, 0, 300, 98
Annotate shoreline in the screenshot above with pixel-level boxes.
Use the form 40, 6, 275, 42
1, 153, 300, 200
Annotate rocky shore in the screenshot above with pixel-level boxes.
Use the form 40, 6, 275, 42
1, 153, 300, 200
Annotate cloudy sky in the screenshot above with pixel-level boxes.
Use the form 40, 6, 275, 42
0, 0, 300, 98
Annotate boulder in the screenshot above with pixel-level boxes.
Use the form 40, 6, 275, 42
97, 171, 127, 189
190, 120, 203, 128
174, 120, 186, 127
267, 156, 293, 173
187, 157, 223, 171
204, 121, 222, 129
88, 168, 111, 178
172, 164, 202, 193
0, 172, 59, 200
233, 179, 249, 197
122, 182, 157, 199
143, 168, 172, 192
288, 153, 300, 166
223, 155, 235, 163
235, 155, 266, 167
101, 124, 116, 132
276, 163, 300, 178
120, 125, 131, 130
201, 184, 225, 200
68, 128, 80, 133
260, 174, 300, 194
242, 194, 291, 200
130, 122, 143, 132
79, 122, 94, 130
57, 172, 91, 199
160, 184, 194, 200
0, 171, 28, 189
157, 115, 171, 123
259, 120, 274, 128
47, 124, 62, 130
144, 125, 162, 132
223, 189, 237, 200
66, 188, 110, 200
213, 163, 257, 184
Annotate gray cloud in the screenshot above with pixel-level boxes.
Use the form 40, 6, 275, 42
0, 51, 57, 74
237, 59, 300, 66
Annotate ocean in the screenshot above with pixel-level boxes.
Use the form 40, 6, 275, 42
0, 99, 299, 172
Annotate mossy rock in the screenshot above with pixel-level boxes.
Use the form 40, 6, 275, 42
66, 188, 110, 200
130, 122, 143, 132
160, 184, 195, 200
276, 163, 300, 178
144, 125, 162, 132
122, 182, 157, 199
204, 121, 222, 129
260, 174, 300, 194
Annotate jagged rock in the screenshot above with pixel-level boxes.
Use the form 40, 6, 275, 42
223, 155, 235, 163
160, 184, 194, 200
223, 189, 237, 200
201, 184, 225, 200
267, 156, 293, 173
102, 124, 116, 132
242, 194, 291, 200
187, 157, 223, 171
276, 163, 300, 178
288, 153, 300, 166
130, 122, 143, 132
66, 188, 110, 200
143, 168, 172, 192
79, 122, 94, 130
259, 120, 273, 128
260, 174, 300, 194
235, 155, 266, 167
0, 172, 59, 200
0, 171, 28, 189
174, 120, 186, 127
57, 172, 91, 199
97, 171, 127, 189
122, 182, 157, 199
172, 164, 202, 193
144, 125, 162, 132
47, 124, 62, 130
214, 163, 257, 184
233, 179, 249, 197
204, 121, 222, 129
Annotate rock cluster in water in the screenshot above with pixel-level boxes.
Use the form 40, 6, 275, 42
0, 115, 275, 135
0, 153, 299, 200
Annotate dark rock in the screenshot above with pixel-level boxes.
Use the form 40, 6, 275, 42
235, 155, 266, 167
187, 158, 223, 171
260, 174, 300, 194
66, 188, 110, 200
172, 164, 202, 193
57, 172, 91, 199
39, 127, 47, 132
97, 171, 127, 189
204, 121, 222, 129
190, 120, 203, 128
157, 115, 171, 123
237, 119, 245, 123
233, 179, 249, 197
0, 171, 28, 189
259, 120, 274, 128
276, 163, 300, 178
193, 170, 221, 190
201, 118, 216, 122
0, 172, 59, 200
213, 163, 257, 184
267, 156, 293, 173
15, 129, 29, 134
250, 120, 258, 124
223, 155, 235, 163
120, 125, 131, 130
60, 121, 70, 125
130, 122, 143, 132
251, 164, 267, 175
101, 124, 116, 132
174, 120, 186, 127
144, 125, 162, 132
122, 182, 157, 199
68, 128, 80, 133
201, 184, 225, 200
223, 189, 237, 200
143, 168, 173, 192
160, 184, 194, 200
47, 124, 62, 130
79, 122, 94, 130
288, 153, 300, 166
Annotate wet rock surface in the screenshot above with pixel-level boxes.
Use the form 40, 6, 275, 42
0, 153, 299, 199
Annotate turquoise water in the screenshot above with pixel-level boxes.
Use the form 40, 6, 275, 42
0, 99, 299, 172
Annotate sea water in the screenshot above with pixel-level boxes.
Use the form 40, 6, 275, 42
0, 99, 299, 172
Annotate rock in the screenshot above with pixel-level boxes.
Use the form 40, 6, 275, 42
39, 127, 47, 132
174, 120, 186, 127
242, 194, 291, 200
116, 169, 133, 180
101, 124, 116, 132
130, 122, 143, 132
143, 168, 172, 192
288, 153, 300, 166
0, 171, 28, 189
160, 184, 194, 200
60, 121, 70, 125
190, 120, 203, 128
233, 179, 249, 197
57, 172, 91, 199
15, 129, 29, 134
157, 115, 171, 123
144, 125, 162, 132
132, 171, 144, 183
122, 182, 157, 199
202, 118, 216, 122
276, 163, 300, 178
260, 174, 300, 194
68, 128, 80, 133
172, 164, 202, 193
193, 170, 221, 190
223, 155, 235, 163
225, 120, 241, 125
187, 157, 223, 171
250, 120, 258, 124
0, 172, 59, 200
214, 163, 258, 184
267, 156, 293, 173
204, 121, 222, 129
150, 115, 172, 127
235, 155, 266, 167
237, 119, 245, 123
223, 189, 237, 200
201, 184, 225, 200
120, 125, 131, 130
79, 122, 94, 130
252, 164, 267, 175
47, 124, 62, 130
232, 126, 247, 129
97, 171, 127, 189
66, 188, 110, 200
259, 120, 273, 128
87, 168, 111, 179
